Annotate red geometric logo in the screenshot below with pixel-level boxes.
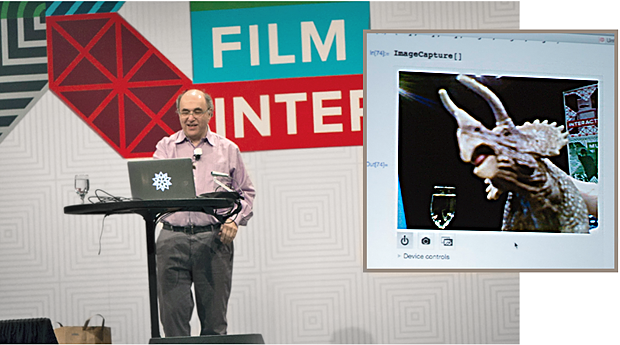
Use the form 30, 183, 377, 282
47, 13, 192, 158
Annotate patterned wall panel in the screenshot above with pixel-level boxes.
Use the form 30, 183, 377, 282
0, 1, 48, 144
45, 1, 124, 16
46, 12, 191, 158
0, 90, 148, 343
114, 1, 192, 80
0, 1, 124, 146
0, 2, 520, 344
370, 1, 519, 29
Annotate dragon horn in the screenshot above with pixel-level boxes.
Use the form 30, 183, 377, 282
456, 75, 514, 127
438, 89, 482, 128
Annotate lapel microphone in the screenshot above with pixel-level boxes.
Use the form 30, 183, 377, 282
193, 148, 202, 161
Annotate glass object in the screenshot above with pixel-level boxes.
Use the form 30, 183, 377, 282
74, 174, 90, 204
430, 186, 456, 229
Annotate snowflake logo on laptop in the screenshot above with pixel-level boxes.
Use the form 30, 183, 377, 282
152, 171, 172, 191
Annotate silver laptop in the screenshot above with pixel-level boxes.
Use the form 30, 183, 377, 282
128, 158, 197, 200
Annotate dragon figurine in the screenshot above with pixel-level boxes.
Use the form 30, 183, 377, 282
438, 75, 589, 233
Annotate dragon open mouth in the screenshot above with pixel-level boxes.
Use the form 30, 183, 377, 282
471, 145, 495, 166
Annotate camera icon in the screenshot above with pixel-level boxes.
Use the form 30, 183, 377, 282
421, 237, 431, 245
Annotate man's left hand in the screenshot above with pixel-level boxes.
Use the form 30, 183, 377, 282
219, 219, 238, 244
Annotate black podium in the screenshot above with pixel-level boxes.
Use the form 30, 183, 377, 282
64, 197, 239, 340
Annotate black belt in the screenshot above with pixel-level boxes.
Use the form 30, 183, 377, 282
162, 223, 220, 234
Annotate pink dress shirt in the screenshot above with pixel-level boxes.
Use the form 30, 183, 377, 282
153, 127, 255, 227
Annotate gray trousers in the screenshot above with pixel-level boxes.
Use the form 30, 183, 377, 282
156, 228, 234, 336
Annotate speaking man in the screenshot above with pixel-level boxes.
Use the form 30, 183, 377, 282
153, 89, 255, 336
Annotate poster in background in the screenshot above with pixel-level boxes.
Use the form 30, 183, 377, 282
564, 84, 599, 183
190, 2, 369, 152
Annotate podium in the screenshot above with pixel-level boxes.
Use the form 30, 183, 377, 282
64, 196, 240, 340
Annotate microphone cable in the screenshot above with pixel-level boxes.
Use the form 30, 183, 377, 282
98, 214, 109, 255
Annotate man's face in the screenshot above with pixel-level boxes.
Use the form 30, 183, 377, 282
178, 90, 212, 143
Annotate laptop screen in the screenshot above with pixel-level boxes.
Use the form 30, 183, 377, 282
128, 158, 197, 200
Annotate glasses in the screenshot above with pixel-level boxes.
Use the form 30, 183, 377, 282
177, 108, 211, 117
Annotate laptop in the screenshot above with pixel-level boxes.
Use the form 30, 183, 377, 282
128, 158, 197, 200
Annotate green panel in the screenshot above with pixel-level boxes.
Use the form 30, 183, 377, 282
1, 1, 46, 19
33, 2, 46, 17
0, 2, 9, 19
190, 1, 341, 12
17, 1, 27, 18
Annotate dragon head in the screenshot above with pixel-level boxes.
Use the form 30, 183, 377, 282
439, 75, 569, 194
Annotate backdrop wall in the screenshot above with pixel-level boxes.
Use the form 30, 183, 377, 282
0, 2, 520, 343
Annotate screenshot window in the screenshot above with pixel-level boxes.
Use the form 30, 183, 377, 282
364, 31, 616, 270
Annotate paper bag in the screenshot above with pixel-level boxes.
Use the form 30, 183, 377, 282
54, 314, 111, 344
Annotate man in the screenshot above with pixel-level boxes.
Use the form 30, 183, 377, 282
577, 148, 597, 182
153, 89, 255, 336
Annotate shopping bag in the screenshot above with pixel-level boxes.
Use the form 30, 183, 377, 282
54, 314, 111, 344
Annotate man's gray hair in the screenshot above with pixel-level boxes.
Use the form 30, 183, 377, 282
176, 89, 213, 111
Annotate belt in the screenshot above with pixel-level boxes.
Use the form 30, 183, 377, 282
162, 222, 220, 234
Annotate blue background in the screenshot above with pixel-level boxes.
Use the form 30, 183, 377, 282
190, 2, 369, 83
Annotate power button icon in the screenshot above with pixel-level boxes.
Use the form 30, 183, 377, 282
401, 235, 409, 246
397, 232, 413, 248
